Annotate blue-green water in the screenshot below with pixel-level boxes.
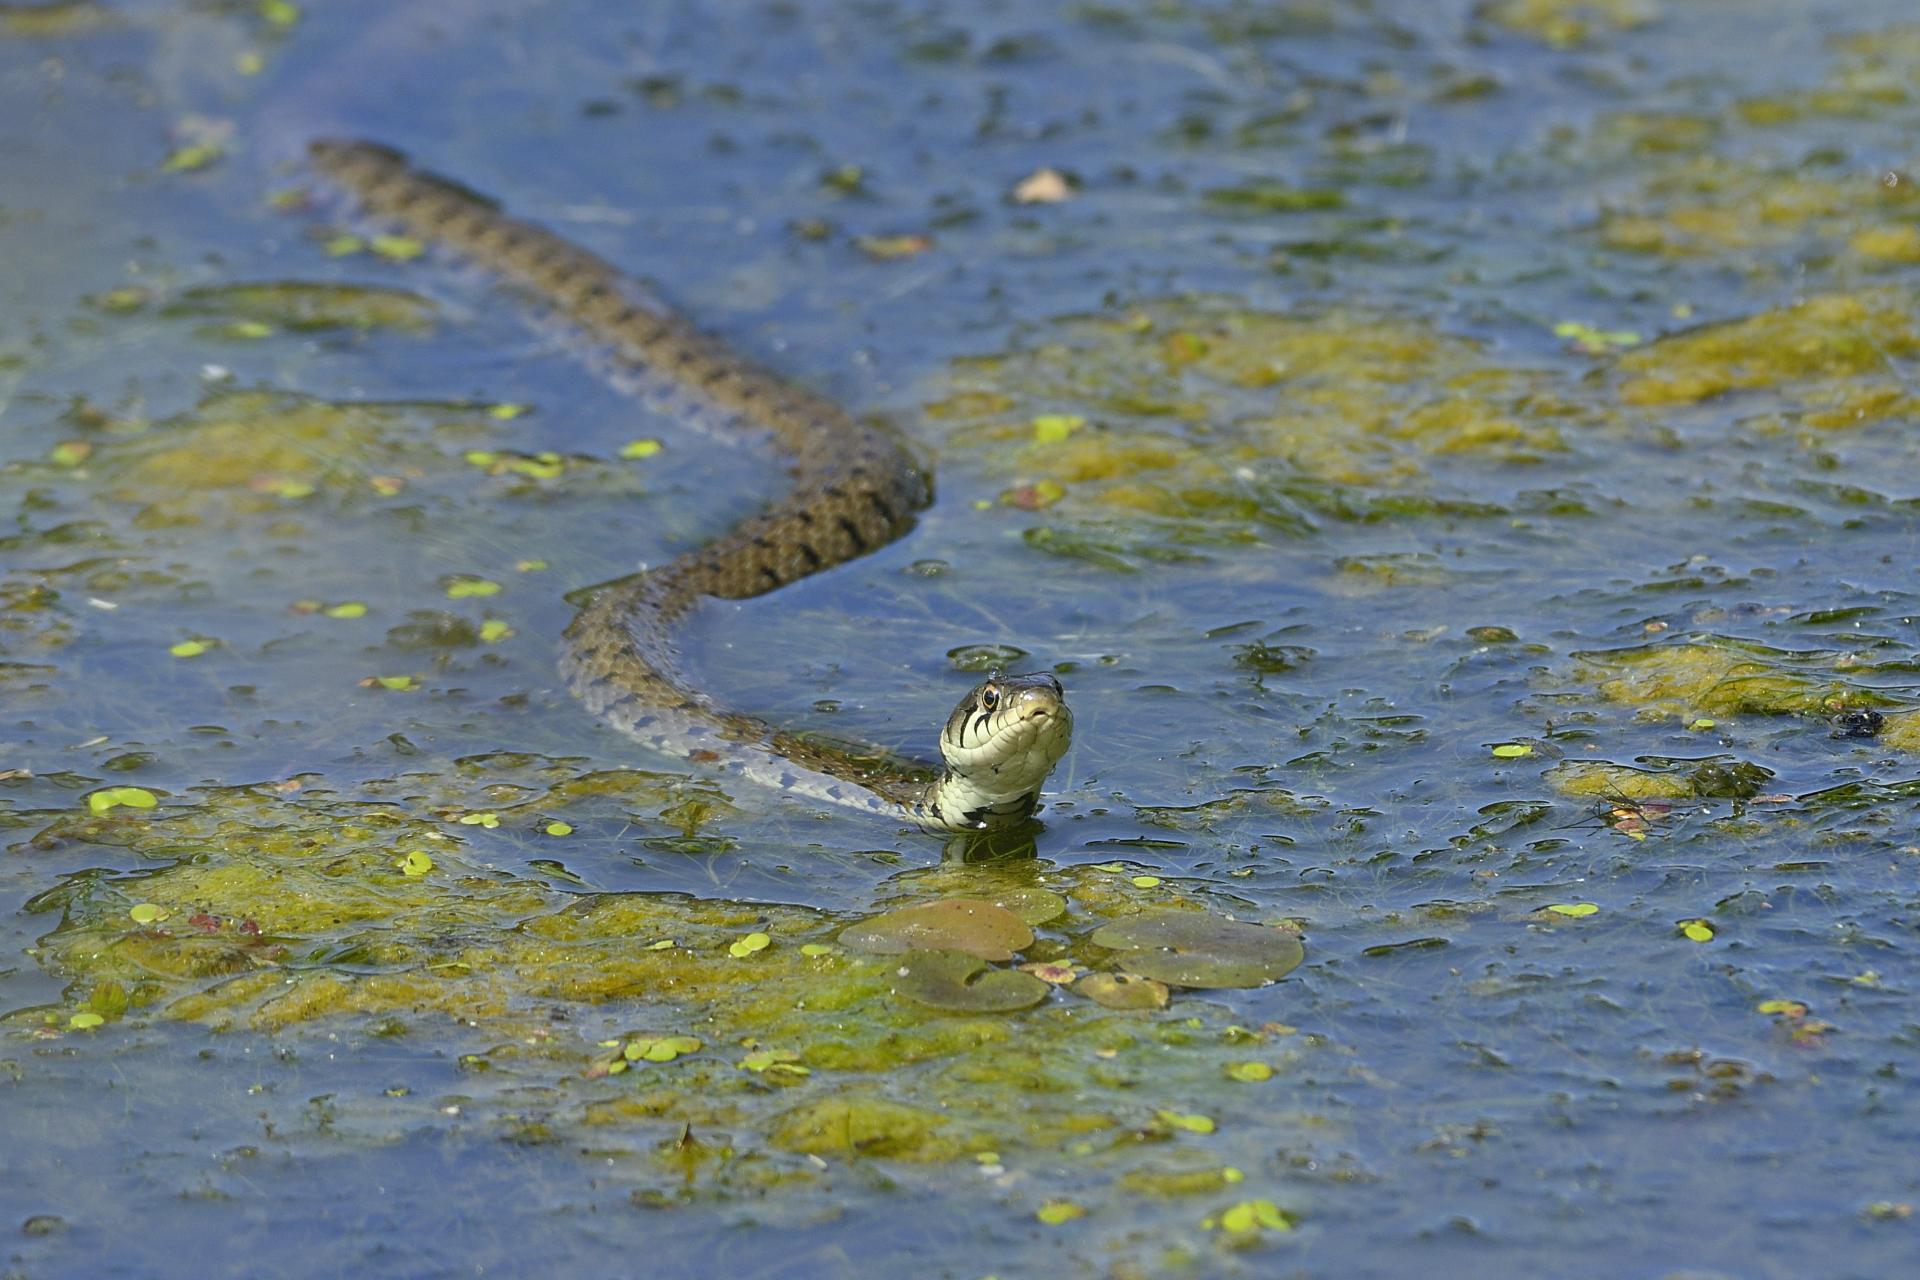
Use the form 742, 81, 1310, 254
6, 1, 1920, 1276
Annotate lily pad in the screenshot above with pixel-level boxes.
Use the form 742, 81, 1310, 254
889, 949, 1049, 1013
1080, 971, 1169, 1010
841, 898, 1035, 962
1088, 911, 1303, 988
984, 885, 1068, 927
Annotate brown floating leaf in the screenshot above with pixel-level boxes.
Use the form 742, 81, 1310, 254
840, 898, 1035, 962
891, 949, 1050, 1013
1080, 971, 1169, 1009
1088, 911, 1303, 988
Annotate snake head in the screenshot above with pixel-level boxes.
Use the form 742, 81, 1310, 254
934, 673, 1071, 826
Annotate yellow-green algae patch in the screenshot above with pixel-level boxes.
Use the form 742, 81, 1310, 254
1611, 291, 1920, 416
1573, 635, 1901, 720
0, 1, 115, 37
15, 777, 1332, 1176
165, 282, 437, 333
1733, 23, 1920, 125
52, 388, 580, 530
926, 297, 1601, 562
1593, 159, 1900, 260
1476, 0, 1657, 49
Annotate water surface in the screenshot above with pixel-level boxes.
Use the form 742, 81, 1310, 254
5, 1, 1920, 1276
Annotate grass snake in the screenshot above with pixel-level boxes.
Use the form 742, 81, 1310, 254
308, 140, 1071, 832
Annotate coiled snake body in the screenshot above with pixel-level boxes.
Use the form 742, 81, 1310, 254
309, 141, 1070, 831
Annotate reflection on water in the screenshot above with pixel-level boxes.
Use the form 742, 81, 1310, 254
6, 1, 1920, 1276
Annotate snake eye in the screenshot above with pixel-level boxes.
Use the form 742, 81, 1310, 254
979, 685, 999, 712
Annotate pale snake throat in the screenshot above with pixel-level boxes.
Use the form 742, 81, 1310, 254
307, 139, 1071, 832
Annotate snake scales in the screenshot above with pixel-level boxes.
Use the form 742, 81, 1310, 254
308, 140, 1070, 831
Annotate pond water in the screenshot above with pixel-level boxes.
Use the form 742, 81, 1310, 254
5, 1, 1920, 1276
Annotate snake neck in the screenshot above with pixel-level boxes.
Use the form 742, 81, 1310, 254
910, 775, 1043, 832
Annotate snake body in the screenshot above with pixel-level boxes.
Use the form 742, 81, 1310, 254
308, 140, 1070, 831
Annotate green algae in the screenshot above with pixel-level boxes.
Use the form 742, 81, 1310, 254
1548, 760, 1773, 801
1573, 635, 1904, 721
926, 297, 1601, 563
13, 776, 1334, 1179
1611, 292, 1920, 417
1595, 160, 1913, 260
165, 282, 437, 333
0, 0, 113, 37
1476, 0, 1656, 48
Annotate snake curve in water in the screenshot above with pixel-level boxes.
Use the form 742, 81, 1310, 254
307, 140, 1071, 832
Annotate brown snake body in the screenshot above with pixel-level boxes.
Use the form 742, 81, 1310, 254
308, 140, 1069, 830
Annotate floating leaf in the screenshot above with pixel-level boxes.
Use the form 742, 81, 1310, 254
1157, 1110, 1216, 1135
1000, 479, 1066, 510
323, 602, 367, 619
1689, 718, 1717, 731
739, 1049, 809, 1078
49, 440, 92, 467
371, 234, 423, 263
1225, 1061, 1273, 1083
488, 402, 528, 420
890, 948, 1049, 1012
624, 1035, 700, 1063
87, 787, 157, 816
258, 0, 300, 27
544, 821, 573, 837
67, 1012, 105, 1030
479, 620, 514, 643
162, 142, 222, 174
1217, 1199, 1293, 1233
840, 898, 1035, 962
1088, 911, 1303, 988
1547, 902, 1599, 918
368, 675, 418, 691
1757, 999, 1807, 1018
1031, 414, 1084, 443
646, 939, 675, 951
323, 234, 363, 256
1490, 743, 1533, 759
515, 559, 548, 572
169, 640, 210, 658
457, 812, 500, 829
1679, 918, 1715, 942
1553, 320, 1641, 354
445, 578, 501, 599
619, 438, 662, 460
128, 903, 168, 925
729, 931, 771, 958
1079, 971, 1168, 1009
1129, 875, 1163, 889
397, 851, 433, 877
982, 885, 1067, 926
1035, 1201, 1084, 1225
1019, 961, 1078, 985
799, 943, 834, 957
